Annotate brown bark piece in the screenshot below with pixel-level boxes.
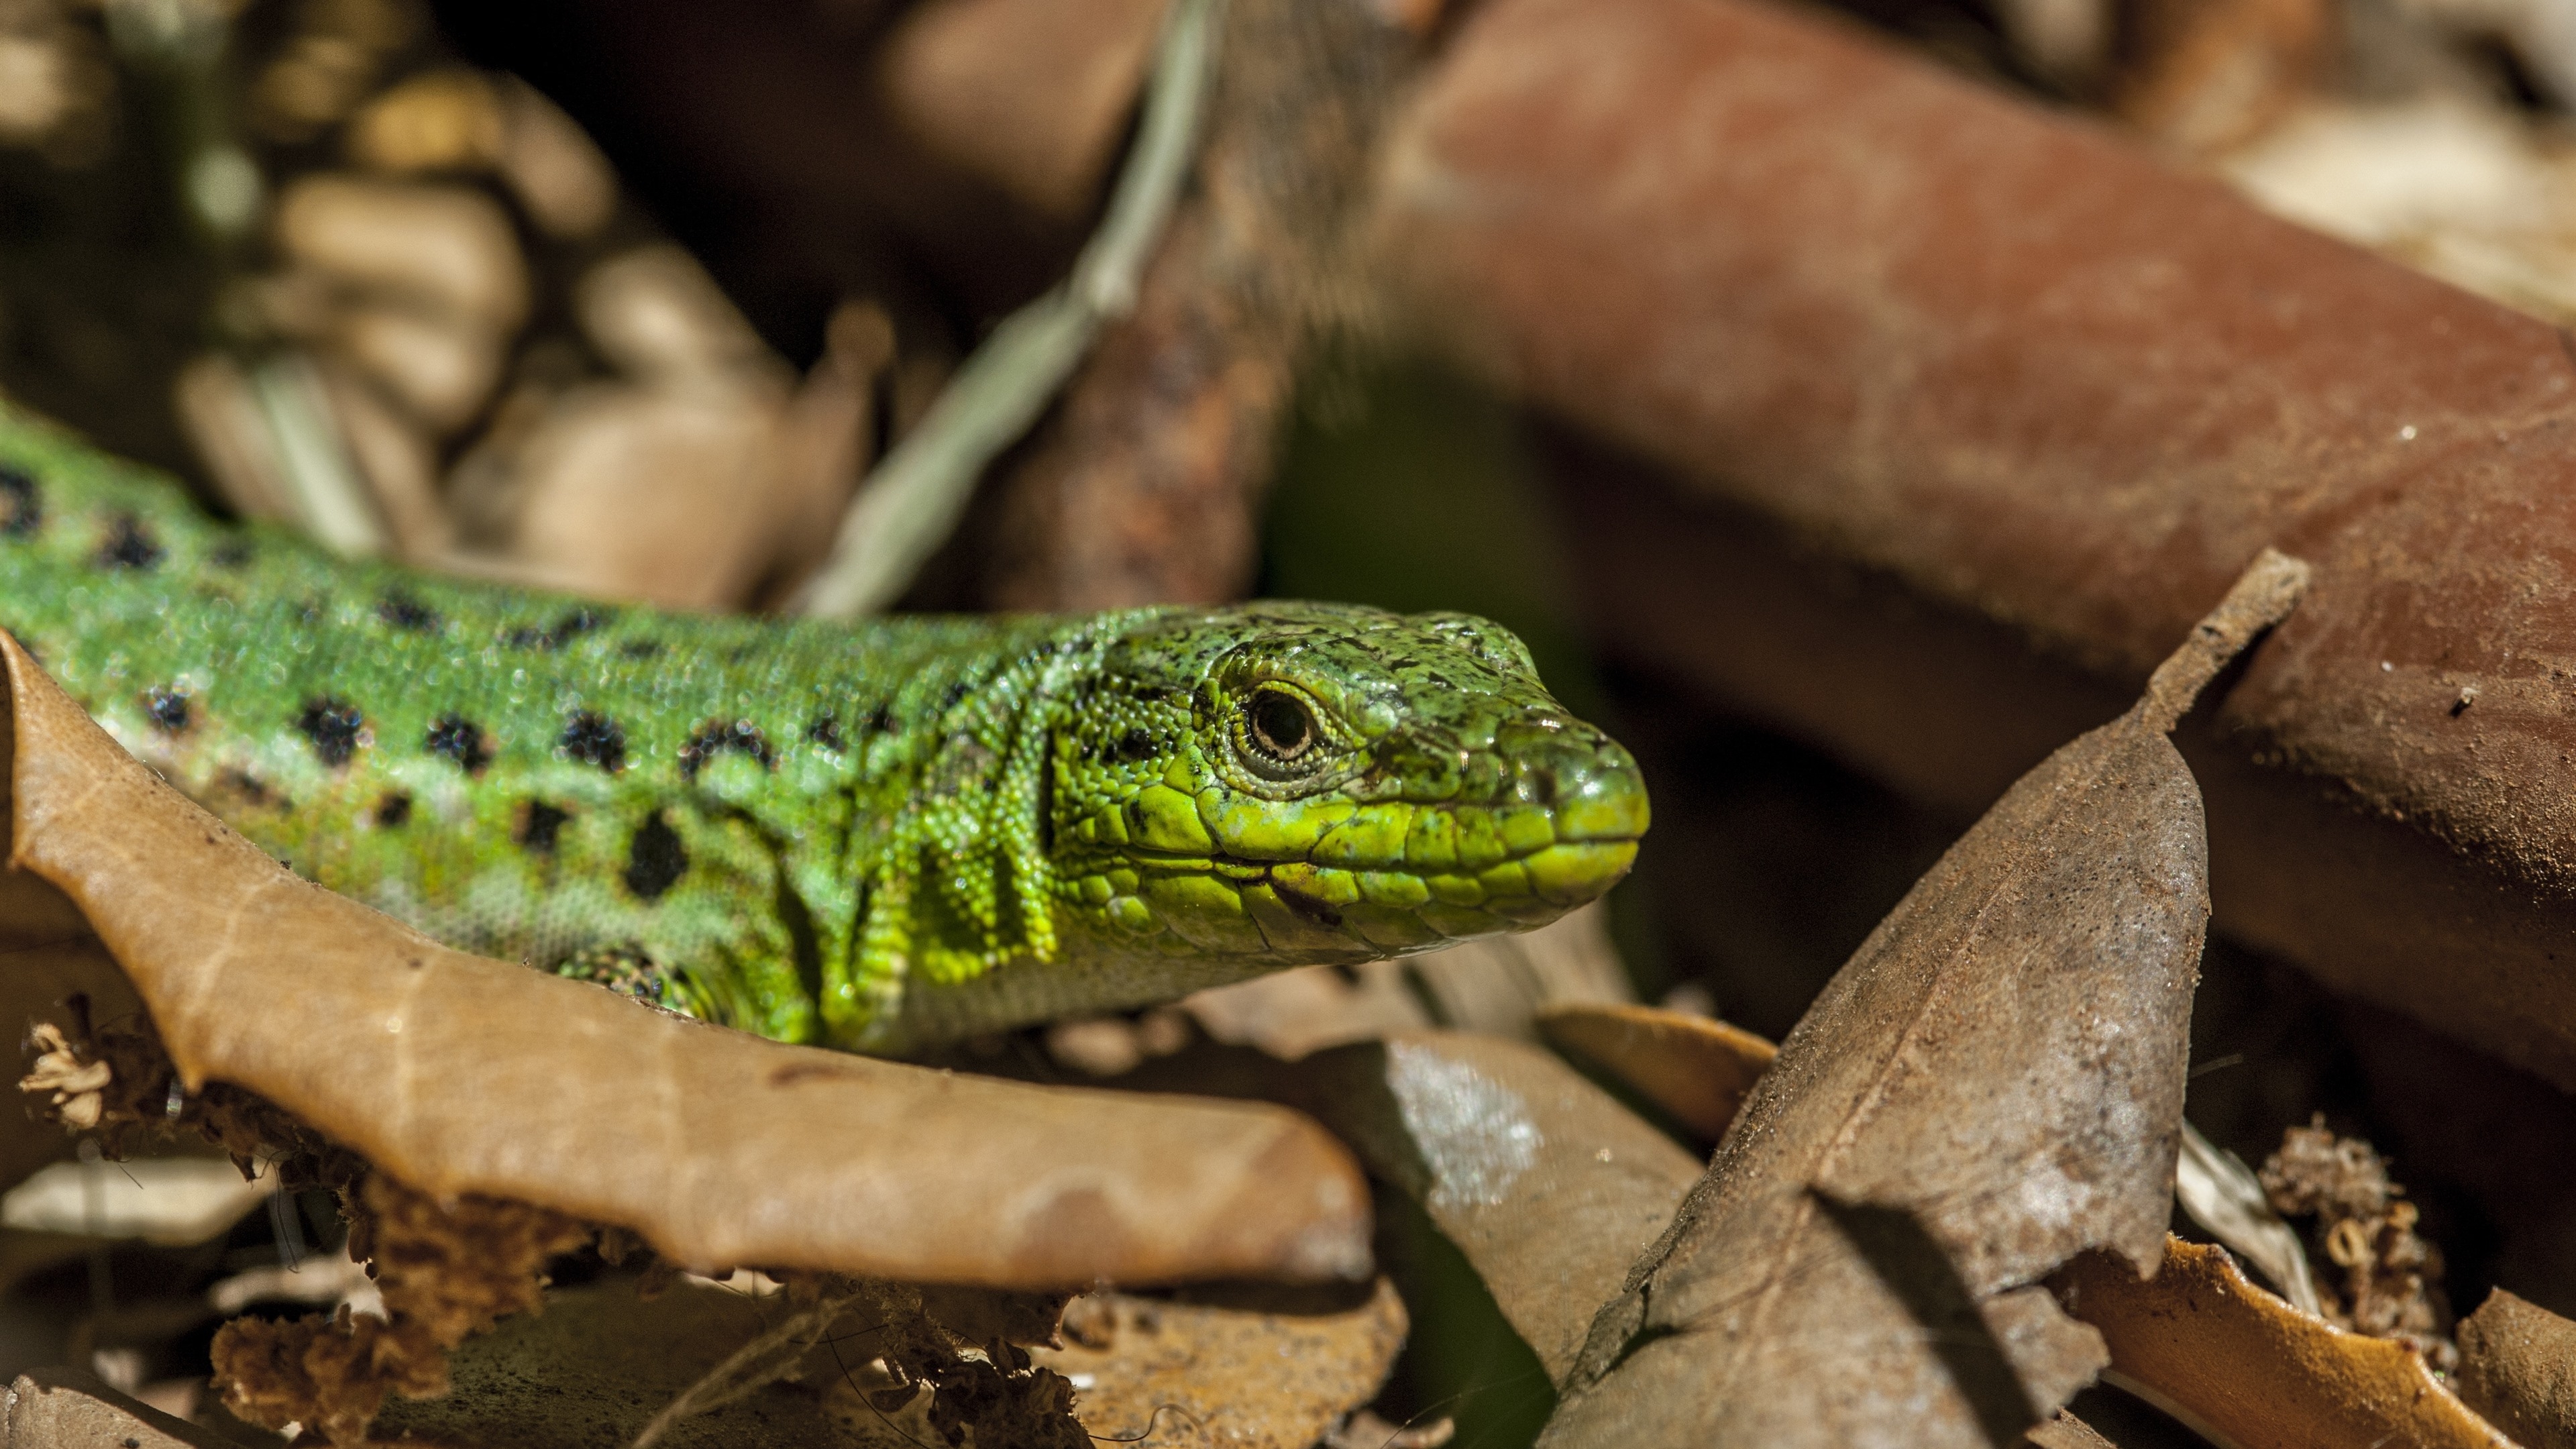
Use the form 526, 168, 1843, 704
1296, 1031, 1704, 1384
1535, 1002, 1777, 1142
1536, 555, 2308, 1447
2057, 1237, 2514, 1449
1032, 1279, 1409, 1448
0, 634, 1371, 1290
1368, 0, 2576, 1088
2457, 1288, 2576, 1449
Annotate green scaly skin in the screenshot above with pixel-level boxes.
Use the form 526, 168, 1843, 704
0, 407, 1649, 1054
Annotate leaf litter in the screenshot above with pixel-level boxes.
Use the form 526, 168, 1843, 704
2257, 1114, 2457, 1366
1538, 550, 2312, 1447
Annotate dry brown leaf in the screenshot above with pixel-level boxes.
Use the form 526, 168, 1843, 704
488, 381, 793, 609
1185, 902, 1630, 1061
2023, 1409, 2120, 1448
274, 175, 529, 333
1297, 1031, 1703, 1383
1, 1365, 229, 1448
2057, 1237, 2513, 1448
494, 77, 619, 240
1034, 1279, 1409, 1448
0, 634, 1370, 1289
1534, 1002, 1776, 1142
2457, 1287, 2576, 1449
1538, 551, 2311, 1447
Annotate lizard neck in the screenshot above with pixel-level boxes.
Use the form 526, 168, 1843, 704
828, 618, 1133, 1049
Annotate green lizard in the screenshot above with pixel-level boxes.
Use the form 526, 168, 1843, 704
0, 406, 1647, 1055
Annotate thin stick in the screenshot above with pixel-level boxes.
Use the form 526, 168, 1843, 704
791, 0, 1228, 619
627, 1288, 859, 1449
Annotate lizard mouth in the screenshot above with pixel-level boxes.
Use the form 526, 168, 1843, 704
1061, 716, 1648, 961
1083, 735, 1647, 958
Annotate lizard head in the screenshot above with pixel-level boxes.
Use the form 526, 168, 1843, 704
1048, 603, 1648, 969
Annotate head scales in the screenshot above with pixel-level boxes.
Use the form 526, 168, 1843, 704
1028, 604, 1641, 1008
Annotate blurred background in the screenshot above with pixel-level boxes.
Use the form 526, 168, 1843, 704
4, 0, 2576, 1444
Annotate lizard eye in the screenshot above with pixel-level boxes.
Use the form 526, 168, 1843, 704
1246, 688, 1316, 763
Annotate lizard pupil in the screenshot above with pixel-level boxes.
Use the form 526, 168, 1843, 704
1250, 691, 1314, 761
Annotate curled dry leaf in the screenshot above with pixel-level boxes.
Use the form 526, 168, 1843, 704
1296, 1031, 1703, 1383
2056, 1237, 2512, 1449
0, 634, 1371, 1289
1539, 551, 2311, 1447
2175, 1118, 2324, 1316
1534, 1002, 1776, 1142
1034, 1279, 1409, 1448
2456, 1287, 2576, 1449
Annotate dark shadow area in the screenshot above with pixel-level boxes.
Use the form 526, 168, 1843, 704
1819, 1195, 2041, 1448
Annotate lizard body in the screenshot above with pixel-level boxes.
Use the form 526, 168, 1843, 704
0, 407, 1647, 1053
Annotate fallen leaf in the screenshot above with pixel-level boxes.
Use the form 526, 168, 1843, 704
1295, 1031, 1704, 1383
1534, 1002, 1776, 1142
2056, 1236, 2512, 1448
494, 77, 619, 240
1033, 1279, 1409, 1448
0, 1154, 270, 1245
2174, 1118, 2323, 1316
0, 631, 1371, 1289
274, 175, 529, 335
1539, 551, 2310, 1446
481, 380, 794, 609
3, 1365, 227, 1449
2023, 1409, 2121, 1448
1186, 902, 1631, 1061
2456, 1287, 2576, 1449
